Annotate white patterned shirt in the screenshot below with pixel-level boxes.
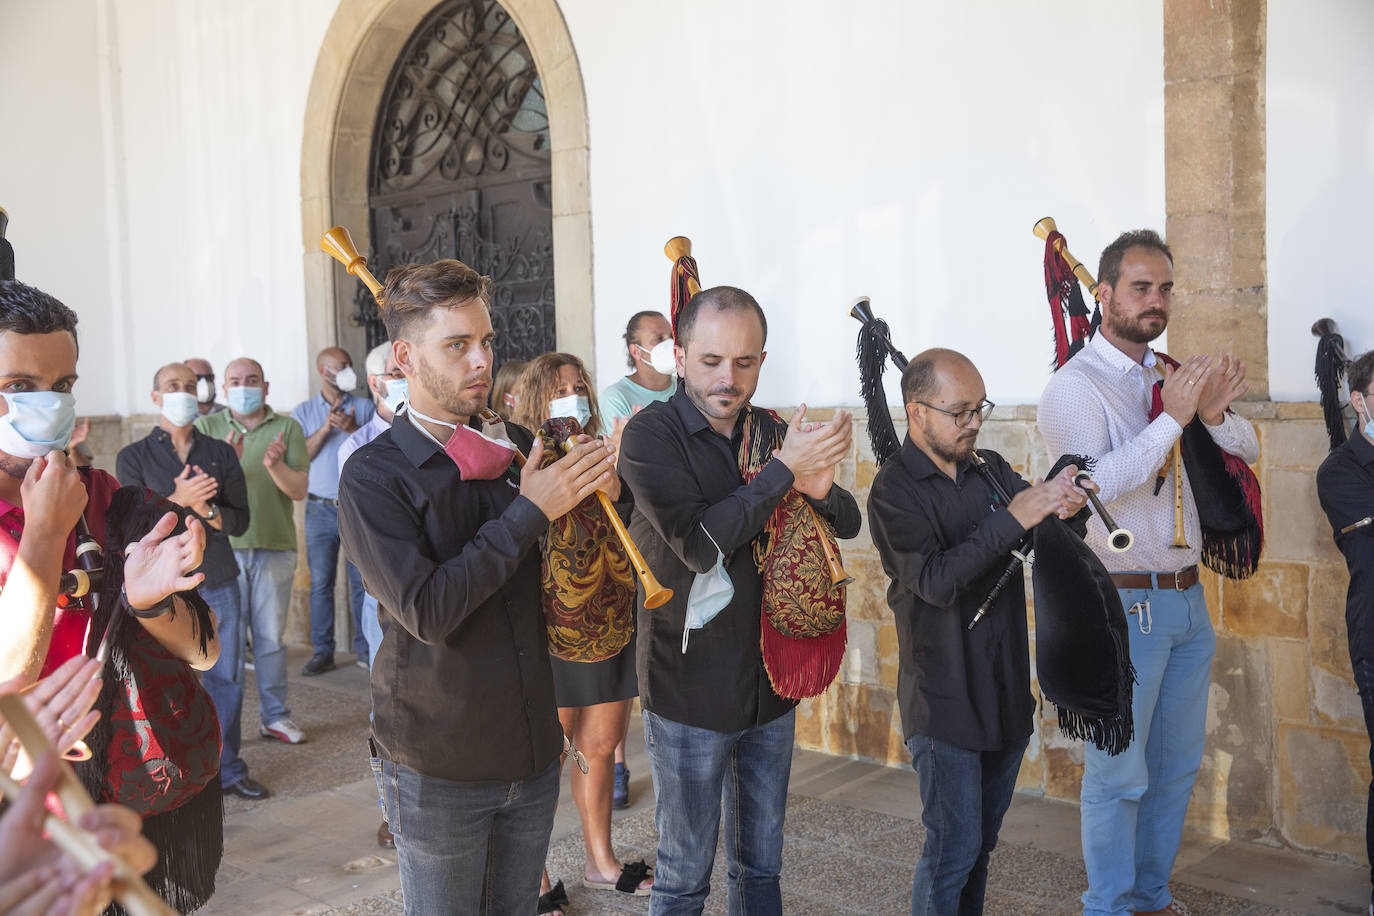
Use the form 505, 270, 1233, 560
1037, 333, 1259, 573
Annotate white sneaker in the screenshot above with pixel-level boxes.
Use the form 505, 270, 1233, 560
260, 718, 306, 745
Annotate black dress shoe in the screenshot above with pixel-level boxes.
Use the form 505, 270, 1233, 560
225, 776, 271, 800
301, 653, 335, 676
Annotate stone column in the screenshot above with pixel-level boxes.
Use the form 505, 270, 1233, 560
1163, 0, 1267, 398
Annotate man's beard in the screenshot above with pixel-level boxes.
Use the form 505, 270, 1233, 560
928, 430, 978, 466
1106, 308, 1167, 345
414, 353, 489, 418
683, 375, 747, 424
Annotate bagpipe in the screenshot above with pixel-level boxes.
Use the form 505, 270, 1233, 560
1312, 317, 1354, 452
321, 227, 672, 663
851, 300, 1135, 753
666, 236, 850, 699
1036, 217, 1263, 579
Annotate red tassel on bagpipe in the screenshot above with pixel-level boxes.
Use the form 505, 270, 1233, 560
1043, 230, 1093, 370
761, 621, 847, 701
669, 255, 700, 342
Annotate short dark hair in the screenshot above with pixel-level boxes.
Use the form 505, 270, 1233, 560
676, 286, 767, 350
623, 310, 666, 369
1098, 229, 1173, 289
1349, 350, 1374, 397
0, 280, 79, 347
379, 260, 492, 340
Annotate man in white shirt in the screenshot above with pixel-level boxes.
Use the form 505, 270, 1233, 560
599, 310, 676, 426
1038, 229, 1257, 916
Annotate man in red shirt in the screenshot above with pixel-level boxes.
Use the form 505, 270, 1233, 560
0, 279, 215, 685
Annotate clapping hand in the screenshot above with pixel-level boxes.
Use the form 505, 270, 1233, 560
1196, 355, 1249, 425
223, 430, 244, 460
168, 465, 218, 514
0, 656, 102, 780
262, 432, 286, 468
328, 404, 359, 434
121, 513, 206, 612
774, 406, 853, 500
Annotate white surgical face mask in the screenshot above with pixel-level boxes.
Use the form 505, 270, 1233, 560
160, 391, 199, 427
0, 391, 77, 459
382, 377, 408, 412
682, 524, 733, 653
639, 339, 676, 375
333, 367, 358, 391
226, 385, 263, 415
194, 377, 215, 404
549, 393, 592, 430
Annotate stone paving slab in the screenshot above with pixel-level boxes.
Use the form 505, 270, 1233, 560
199, 648, 1368, 915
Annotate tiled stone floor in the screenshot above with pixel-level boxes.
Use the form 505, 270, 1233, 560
200, 648, 1368, 915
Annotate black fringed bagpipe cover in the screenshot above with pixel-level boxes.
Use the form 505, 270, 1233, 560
1313, 319, 1351, 452
535, 417, 636, 662
1033, 455, 1135, 756
737, 406, 847, 699
1149, 353, 1264, 579
79, 487, 223, 915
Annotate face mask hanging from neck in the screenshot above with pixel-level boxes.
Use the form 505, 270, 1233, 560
682, 523, 734, 653
408, 405, 516, 480
0, 391, 78, 459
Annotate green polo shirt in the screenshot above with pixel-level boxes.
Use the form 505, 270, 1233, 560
194, 406, 308, 551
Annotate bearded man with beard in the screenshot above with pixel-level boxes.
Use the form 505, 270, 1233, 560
1038, 230, 1257, 916
868, 348, 1087, 916
337, 259, 617, 916
617, 286, 862, 915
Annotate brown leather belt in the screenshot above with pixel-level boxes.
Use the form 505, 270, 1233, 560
1109, 565, 1200, 591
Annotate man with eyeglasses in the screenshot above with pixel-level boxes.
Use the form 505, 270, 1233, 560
868, 348, 1088, 916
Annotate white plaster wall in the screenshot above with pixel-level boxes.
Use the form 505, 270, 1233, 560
0, 0, 119, 411
567, 0, 1166, 407
3, 0, 1164, 415
0, 0, 337, 416
1267, 0, 1374, 401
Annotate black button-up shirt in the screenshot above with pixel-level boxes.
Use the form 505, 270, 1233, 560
337, 410, 562, 783
114, 427, 249, 588
867, 437, 1035, 751
618, 389, 862, 733
1317, 430, 1374, 662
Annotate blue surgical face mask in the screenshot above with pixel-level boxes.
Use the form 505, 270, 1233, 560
1358, 394, 1374, 439
160, 391, 199, 427
383, 377, 408, 413
0, 391, 77, 459
549, 393, 592, 430
682, 524, 734, 653
226, 385, 263, 415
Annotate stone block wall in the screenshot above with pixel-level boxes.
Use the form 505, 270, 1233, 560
795, 401, 1368, 865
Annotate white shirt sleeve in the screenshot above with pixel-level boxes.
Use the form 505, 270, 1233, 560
1204, 411, 1260, 464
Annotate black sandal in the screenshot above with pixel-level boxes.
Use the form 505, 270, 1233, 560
583, 859, 653, 896
536, 879, 569, 915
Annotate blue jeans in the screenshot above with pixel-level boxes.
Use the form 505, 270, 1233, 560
233, 548, 296, 726
1353, 656, 1374, 906
371, 756, 558, 916
305, 498, 366, 657
643, 708, 794, 916
199, 580, 249, 787
361, 591, 383, 669
1081, 582, 1214, 916
905, 733, 1028, 916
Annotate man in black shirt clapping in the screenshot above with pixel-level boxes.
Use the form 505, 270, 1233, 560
338, 259, 615, 916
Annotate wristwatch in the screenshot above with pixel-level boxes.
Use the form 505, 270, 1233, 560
199, 503, 220, 522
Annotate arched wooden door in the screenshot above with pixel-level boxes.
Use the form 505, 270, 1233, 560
352, 0, 555, 366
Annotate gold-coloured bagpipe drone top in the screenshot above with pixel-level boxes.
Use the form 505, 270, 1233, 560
320, 227, 672, 661
1035, 217, 1263, 577
666, 236, 850, 699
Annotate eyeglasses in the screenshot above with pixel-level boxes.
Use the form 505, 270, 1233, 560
917, 399, 995, 428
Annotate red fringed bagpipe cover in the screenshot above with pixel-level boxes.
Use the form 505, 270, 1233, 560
668, 253, 700, 338
737, 406, 847, 699
536, 418, 636, 662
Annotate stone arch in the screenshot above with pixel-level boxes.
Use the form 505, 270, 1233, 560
300, 0, 592, 378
